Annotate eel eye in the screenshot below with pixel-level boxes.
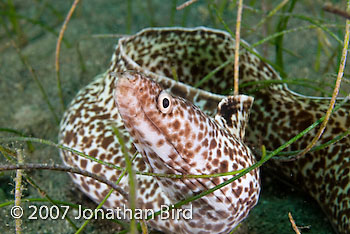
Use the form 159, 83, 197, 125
157, 91, 173, 114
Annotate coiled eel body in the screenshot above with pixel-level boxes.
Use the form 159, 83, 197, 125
59, 27, 350, 233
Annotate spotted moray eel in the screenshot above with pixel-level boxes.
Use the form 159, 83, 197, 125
59, 27, 350, 233
113, 71, 259, 233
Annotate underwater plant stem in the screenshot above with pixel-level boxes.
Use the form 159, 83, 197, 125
170, 0, 177, 26
194, 56, 234, 88
0, 128, 34, 152
275, 0, 297, 70
112, 126, 137, 234
8, 149, 79, 230
55, 0, 81, 111
8, 39, 60, 124
0, 128, 347, 178
176, 0, 198, 10
0, 136, 125, 171
210, 2, 286, 77
6, 0, 27, 46
288, 212, 301, 234
253, 0, 289, 32
296, 4, 350, 159
0, 163, 128, 199
14, 149, 24, 234
233, 0, 243, 95
1, 146, 78, 231
272, 128, 350, 158
0, 136, 246, 179
323, 3, 350, 20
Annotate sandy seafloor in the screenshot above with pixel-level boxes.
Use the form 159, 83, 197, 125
0, 0, 347, 233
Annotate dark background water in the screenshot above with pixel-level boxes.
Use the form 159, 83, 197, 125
0, 0, 347, 233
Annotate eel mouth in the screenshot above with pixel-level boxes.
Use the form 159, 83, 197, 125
114, 73, 140, 119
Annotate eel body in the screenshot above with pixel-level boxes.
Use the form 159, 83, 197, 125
59, 27, 350, 233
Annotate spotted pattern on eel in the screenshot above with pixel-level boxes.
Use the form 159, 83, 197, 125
59, 27, 350, 233
114, 71, 259, 233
